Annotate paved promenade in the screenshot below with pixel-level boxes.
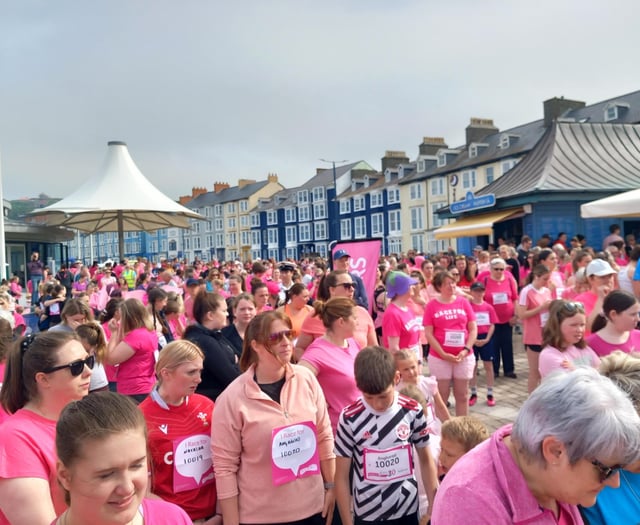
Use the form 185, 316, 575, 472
427, 334, 530, 433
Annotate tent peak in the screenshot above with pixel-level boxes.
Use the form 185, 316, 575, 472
107, 140, 127, 146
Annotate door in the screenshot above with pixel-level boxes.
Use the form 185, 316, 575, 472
7, 244, 26, 285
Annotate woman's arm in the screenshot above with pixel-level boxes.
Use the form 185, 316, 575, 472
424, 326, 454, 361
432, 390, 450, 423
386, 336, 400, 353
334, 457, 353, 525
297, 360, 319, 376
320, 457, 336, 525
416, 445, 439, 521
106, 340, 135, 365
0, 477, 56, 525
294, 332, 314, 361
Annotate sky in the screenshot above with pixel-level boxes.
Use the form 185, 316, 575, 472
2, 0, 640, 201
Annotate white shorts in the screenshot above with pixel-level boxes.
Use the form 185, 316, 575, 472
427, 353, 475, 380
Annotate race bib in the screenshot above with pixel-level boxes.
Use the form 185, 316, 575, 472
444, 330, 465, 347
492, 292, 508, 305
363, 444, 413, 484
172, 434, 214, 493
271, 421, 320, 486
540, 311, 549, 327
49, 303, 61, 315
475, 312, 490, 326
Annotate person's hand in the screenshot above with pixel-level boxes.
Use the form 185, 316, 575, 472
475, 339, 485, 347
509, 316, 518, 326
596, 284, 612, 298
67, 317, 84, 330
419, 514, 429, 525
561, 359, 573, 370
108, 317, 119, 333
322, 487, 335, 525
542, 300, 552, 310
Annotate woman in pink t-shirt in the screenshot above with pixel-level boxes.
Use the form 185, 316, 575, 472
0, 331, 92, 524
299, 297, 361, 434
382, 271, 423, 362
423, 270, 477, 417
516, 265, 553, 393
586, 290, 640, 357
539, 300, 600, 379
105, 298, 158, 403
53, 391, 192, 525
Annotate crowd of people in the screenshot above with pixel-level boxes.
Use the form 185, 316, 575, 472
0, 226, 640, 524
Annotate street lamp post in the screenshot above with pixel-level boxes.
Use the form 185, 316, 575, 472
320, 158, 347, 243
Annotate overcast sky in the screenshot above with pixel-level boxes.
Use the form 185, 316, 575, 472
2, 1, 640, 201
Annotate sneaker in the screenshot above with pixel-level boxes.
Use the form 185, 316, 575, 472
468, 393, 478, 406
487, 395, 496, 407
505, 372, 518, 379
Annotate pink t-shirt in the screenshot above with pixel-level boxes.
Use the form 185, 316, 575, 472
518, 284, 552, 345
586, 330, 640, 357
382, 302, 422, 350
538, 344, 601, 379
301, 337, 360, 434
549, 270, 566, 299
482, 275, 518, 323
101, 321, 119, 382
300, 306, 374, 350
0, 409, 65, 524
0, 363, 7, 425
423, 296, 476, 359
117, 327, 159, 395
573, 290, 599, 336
469, 300, 498, 336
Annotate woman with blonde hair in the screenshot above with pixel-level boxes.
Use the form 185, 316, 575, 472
0, 331, 93, 524
140, 340, 218, 524
48, 298, 94, 333
212, 311, 335, 525
76, 322, 109, 392
106, 298, 158, 403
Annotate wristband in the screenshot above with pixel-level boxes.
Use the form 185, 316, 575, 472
324, 482, 335, 489
463, 346, 471, 352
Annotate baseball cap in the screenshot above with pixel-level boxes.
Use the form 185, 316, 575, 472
474, 245, 483, 251
185, 278, 201, 287
279, 263, 296, 272
470, 281, 485, 291
333, 249, 351, 261
385, 271, 418, 299
586, 259, 616, 277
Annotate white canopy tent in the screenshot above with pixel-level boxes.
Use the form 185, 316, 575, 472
581, 188, 640, 219
30, 141, 204, 259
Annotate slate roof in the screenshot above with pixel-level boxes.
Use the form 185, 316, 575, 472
404, 89, 640, 184
476, 122, 640, 199
185, 180, 278, 210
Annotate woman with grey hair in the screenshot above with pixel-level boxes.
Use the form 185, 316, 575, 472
431, 367, 640, 524
581, 351, 640, 524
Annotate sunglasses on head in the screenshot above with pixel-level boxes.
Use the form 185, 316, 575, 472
268, 330, 294, 344
337, 283, 355, 290
562, 301, 585, 314
42, 355, 95, 377
591, 458, 622, 483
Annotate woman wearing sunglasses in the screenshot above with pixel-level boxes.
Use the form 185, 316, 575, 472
183, 292, 240, 401
298, 297, 361, 435
538, 300, 600, 380
432, 367, 640, 524
212, 311, 336, 525
295, 270, 376, 361
0, 331, 93, 524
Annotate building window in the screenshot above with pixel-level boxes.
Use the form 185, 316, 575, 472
241, 231, 250, 246
462, 170, 476, 189
267, 229, 278, 245
297, 190, 309, 204
299, 205, 310, 221
227, 232, 237, 246
227, 217, 236, 229
214, 219, 223, 230
437, 152, 446, 167
340, 200, 351, 214
215, 233, 224, 246
267, 210, 277, 225
371, 213, 384, 236
313, 202, 327, 219
605, 106, 618, 122
469, 144, 478, 158
410, 207, 424, 230
411, 234, 424, 252
227, 202, 236, 214
299, 223, 311, 242
317, 244, 327, 258
430, 177, 444, 196
499, 134, 510, 149
239, 200, 248, 212
250, 213, 260, 227
431, 203, 446, 227
285, 208, 296, 222
312, 187, 325, 201
418, 160, 426, 172
214, 205, 222, 217
486, 166, 495, 184
340, 219, 352, 239
251, 231, 261, 245
240, 215, 249, 227
314, 221, 327, 240
286, 226, 296, 243
354, 216, 366, 238
388, 210, 401, 233
501, 159, 517, 175
388, 238, 402, 254
370, 192, 383, 207
410, 184, 423, 200
268, 248, 278, 260
286, 247, 297, 260
387, 188, 400, 204
353, 196, 365, 211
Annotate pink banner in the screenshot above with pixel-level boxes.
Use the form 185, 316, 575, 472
333, 240, 382, 315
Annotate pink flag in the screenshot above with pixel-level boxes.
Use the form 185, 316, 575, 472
333, 240, 382, 315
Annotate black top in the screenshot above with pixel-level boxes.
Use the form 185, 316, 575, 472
221, 323, 243, 359
183, 323, 240, 401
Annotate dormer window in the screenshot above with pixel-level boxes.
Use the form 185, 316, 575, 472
418, 160, 426, 172
499, 134, 510, 149
437, 152, 446, 167
603, 101, 630, 122
469, 143, 488, 158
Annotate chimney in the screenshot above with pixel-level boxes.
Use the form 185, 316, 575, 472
543, 96, 586, 127
267, 172, 279, 183
178, 186, 207, 204
316, 168, 325, 175
238, 178, 256, 189
214, 182, 230, 193
419, 137, 447, 156
381, 150, 409, 172
465, 118, 499, 146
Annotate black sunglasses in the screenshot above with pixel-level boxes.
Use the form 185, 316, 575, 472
337, 283, 355, 290
42, 355, 95, 377
268, 330, 294, 344
591, 458, 622, 483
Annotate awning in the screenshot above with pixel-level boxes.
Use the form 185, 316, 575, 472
434, 208, 523, 240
